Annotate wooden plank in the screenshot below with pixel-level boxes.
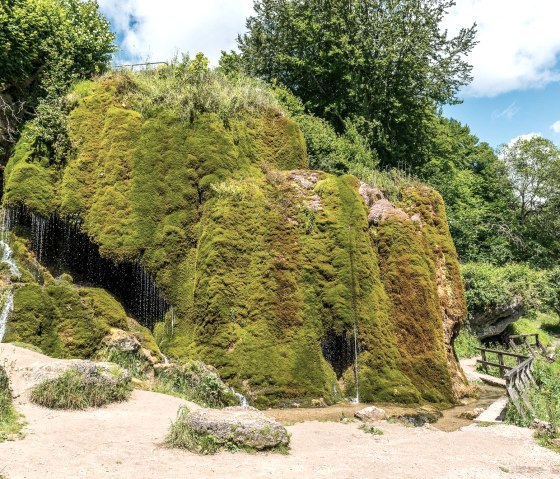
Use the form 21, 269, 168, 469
477, 348, 529, 360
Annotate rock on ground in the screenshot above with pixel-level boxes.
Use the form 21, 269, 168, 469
183, 406, 289, 450
355, 406, 386, 421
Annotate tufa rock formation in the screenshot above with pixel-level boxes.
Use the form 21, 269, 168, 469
1, 73, 467, 407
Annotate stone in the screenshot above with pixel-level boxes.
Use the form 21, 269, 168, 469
355, 406, 387, 421
458, 408, 485, 420
182, 406, 289, 450
467, 298, 525, 339
531, 419, 554, 434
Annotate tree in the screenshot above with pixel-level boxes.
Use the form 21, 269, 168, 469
421, 117, 516, 264
0, 0, 115, 158
238, 0, 476, 168
499, 136, 560, 266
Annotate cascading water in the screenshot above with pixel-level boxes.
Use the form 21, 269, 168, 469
233, 391, 249, 408
3, 206, 169, 330
0, 208, 19, 343
351, 320, 360, 403
0, 290, 13, 343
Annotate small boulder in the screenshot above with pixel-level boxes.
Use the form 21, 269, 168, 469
531, 419, 554, 434
179, 406, 289, 450
458, 407, 485, 420
355, 406, 386, 422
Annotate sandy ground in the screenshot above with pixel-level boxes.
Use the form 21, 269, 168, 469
1, 344, 559, 479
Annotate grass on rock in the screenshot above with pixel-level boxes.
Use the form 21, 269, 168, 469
0, 366, 23, 442
30, 366, 132, 410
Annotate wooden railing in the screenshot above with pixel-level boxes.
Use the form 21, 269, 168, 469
505, 356, 535, 415
476, 347, 536, 416
113, 62, 169, 71
476, 348, 529, 378
508, 333, 549, 358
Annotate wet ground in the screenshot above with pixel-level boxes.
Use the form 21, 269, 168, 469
267, 383, 505, 432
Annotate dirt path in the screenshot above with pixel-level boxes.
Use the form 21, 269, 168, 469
1, 344, 559, 479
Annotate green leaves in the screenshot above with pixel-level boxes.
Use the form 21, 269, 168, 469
239, 0, 476, 167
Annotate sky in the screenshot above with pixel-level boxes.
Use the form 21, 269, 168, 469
98, 0, 560, 150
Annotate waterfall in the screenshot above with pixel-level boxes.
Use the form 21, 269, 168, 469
352, 321, 360, 403
0, 290, 13, 343
2, 206, 169, 330
1, 208, 20, 279
234, 392, 249, 408
0, 208, 19, 343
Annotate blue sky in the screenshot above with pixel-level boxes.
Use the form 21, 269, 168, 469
98, 0, 560, 150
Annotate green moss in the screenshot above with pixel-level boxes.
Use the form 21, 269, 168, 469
4, 272, 157, 361
2, 71, 465, 407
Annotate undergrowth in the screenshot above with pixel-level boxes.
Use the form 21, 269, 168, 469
153, 362, 237, 408
30, 366, 132, 410
0, 365, 23, 442
504, 354, 560, 449
454, 328, 482, 359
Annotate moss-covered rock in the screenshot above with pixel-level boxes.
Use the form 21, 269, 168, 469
3, 71, 467, 407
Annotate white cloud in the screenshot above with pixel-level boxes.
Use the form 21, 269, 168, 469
100, 1, 560, 98
551, 121, 560, 134
98, 0, 255, 65
444, 0, 560, 97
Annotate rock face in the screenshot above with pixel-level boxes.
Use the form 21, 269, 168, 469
180, 406, 289, 450
2, 73, 467, 407
467, 300, 525, 339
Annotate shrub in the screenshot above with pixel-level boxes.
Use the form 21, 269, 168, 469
30, 364, 132, 409
462, 263, 546, 321
154, 361, 237, 408
453, 328, 482, 359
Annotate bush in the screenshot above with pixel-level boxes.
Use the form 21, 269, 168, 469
154, 361, 237, 408
454, 328, 482, 359
30, 364, 132, 409
462, 262, 547, 320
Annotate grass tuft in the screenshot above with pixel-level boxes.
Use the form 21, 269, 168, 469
30, 365, 132, 410
359, 424, 384, 435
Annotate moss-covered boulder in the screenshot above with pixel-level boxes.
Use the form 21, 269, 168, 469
2, 71, 467, 407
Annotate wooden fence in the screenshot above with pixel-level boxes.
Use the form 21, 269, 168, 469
508, 333, 549, 358
477, 347, 535, 415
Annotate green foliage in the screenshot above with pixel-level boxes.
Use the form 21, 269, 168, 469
499, 136, 560, 267
507, 313, 559, 348
544, 268, 560, 317
30, 366, 132, 410
454, 328, 482, 359
420, 118, 516, 264
239, 0, 476, 167
462, 263, 546, 320
505, 356, 560, 446
359, 424, 384, 435
0, 365, 22, 442
154, 362, 237, 408
0, 0, 115, 156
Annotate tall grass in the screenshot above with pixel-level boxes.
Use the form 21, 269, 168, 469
114, 55, 281, 124
30, 366, 132, 410
153, 361, 237, 408
454, 328, 482, 359
505, 354, 560, 449
0, 365, 22, 441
